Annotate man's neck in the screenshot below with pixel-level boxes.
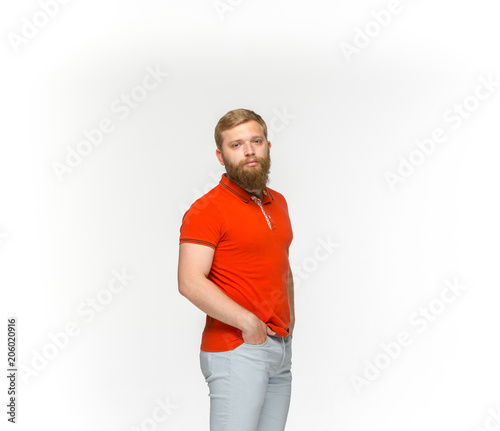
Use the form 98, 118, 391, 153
226, 174, 264, 200
246, 189, 263, 200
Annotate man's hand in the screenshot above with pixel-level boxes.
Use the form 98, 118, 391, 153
241, 314, 276, 345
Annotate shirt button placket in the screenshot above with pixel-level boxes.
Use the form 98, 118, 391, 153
250, 196, 274, 230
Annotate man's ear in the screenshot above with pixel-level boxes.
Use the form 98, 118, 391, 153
268, 141, 272, 151
215, 148, 224, 166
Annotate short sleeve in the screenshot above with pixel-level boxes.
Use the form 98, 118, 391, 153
179, 197, 224, 249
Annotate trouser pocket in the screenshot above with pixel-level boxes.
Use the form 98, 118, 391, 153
199, 351, 213, 380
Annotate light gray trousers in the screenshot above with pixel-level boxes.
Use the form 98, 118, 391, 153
200, 334, 293, 431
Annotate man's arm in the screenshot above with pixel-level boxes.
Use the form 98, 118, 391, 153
288, 266, 295, 338
178, 243, 275, 344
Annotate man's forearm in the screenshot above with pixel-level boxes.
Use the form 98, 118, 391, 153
179, 276, 256, 333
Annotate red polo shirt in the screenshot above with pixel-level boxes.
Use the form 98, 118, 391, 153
179, 174, 293, 352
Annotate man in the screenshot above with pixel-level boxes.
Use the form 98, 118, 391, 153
178, 108, 295, 431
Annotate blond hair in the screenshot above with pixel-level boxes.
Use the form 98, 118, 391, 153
214, 109, 268, 151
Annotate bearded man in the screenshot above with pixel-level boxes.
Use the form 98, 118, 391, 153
178, 108, 295, 431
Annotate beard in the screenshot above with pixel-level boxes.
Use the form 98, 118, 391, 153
222, 151, 271, 192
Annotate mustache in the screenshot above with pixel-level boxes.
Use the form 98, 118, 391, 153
239, 156, 265, 166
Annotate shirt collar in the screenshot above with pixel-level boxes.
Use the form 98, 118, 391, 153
219, 174, 274, 204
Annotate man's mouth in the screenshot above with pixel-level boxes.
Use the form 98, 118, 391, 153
245, 160, 259, 167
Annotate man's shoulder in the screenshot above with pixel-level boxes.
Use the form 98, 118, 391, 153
196, 182, 227, 205
183, 183, 226, 218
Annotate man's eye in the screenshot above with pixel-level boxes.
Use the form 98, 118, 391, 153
232, 143, 240, 148
254, 139, 262, 143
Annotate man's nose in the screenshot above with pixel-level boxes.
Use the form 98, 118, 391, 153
243, 142, 255, 156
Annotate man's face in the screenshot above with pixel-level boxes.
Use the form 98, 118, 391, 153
216, 120, 272, 193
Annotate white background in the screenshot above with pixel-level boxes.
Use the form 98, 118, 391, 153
1, 1, 500, 430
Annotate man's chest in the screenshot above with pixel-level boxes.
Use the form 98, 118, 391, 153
216, 200, 292, 254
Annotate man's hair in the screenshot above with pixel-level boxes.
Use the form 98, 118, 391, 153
214, 109, 268, 151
